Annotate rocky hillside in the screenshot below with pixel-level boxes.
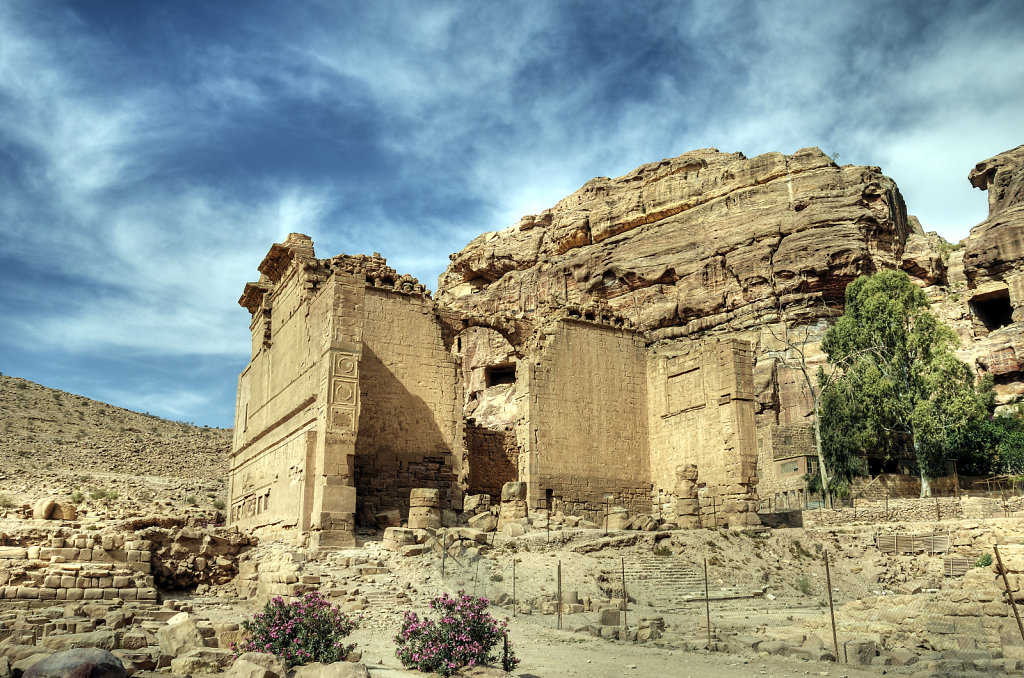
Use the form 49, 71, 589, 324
438, 147, 942, 338
0, 374, 230, 512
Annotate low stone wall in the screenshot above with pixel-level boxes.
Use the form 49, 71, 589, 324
0, 529, 156, 604
0, 520, 254, 603
804, 497, 966, 527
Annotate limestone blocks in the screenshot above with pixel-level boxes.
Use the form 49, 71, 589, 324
672, 464, 701, 529
497, 482, 527, 529
32, 498, 77, 521
407, 489, 441, 530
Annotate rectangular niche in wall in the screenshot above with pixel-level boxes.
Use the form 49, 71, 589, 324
485, 363, 517, 387
970, 287, 1013, 332
666, 367, 704, 415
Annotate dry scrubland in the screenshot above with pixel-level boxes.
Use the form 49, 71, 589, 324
0, 374, 230, 515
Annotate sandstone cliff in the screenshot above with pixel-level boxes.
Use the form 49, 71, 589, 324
438, 147, 933, 339
438, 147, 950, 432
946, 145, 1024, 402
963, 144, 1024, 287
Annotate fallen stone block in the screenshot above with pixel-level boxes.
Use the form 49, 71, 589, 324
227, 653, 288, 678
157, 615, 205, 657
374, 510, 401, 530
845, 639, 878, 666
468, 512, 496, 533
292, 661, 369, 678
169, 648, 234, 675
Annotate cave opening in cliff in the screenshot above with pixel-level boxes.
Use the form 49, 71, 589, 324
485, 363, 516, 387
970, 288, 1013, 332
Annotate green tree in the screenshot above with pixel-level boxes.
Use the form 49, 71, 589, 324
820, 270, 991, 496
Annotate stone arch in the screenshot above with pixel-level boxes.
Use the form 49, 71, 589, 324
436, 311, 531, 354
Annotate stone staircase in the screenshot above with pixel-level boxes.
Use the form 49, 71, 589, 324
621, 553, 755, 611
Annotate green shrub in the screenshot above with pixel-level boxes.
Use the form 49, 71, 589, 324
90, 488, 112, 500
69, 492, 84, 504
795, 577, 813, 595
0, 494, 14, 509
185, 495, 197, 506
232, 591, 359, 667
394, 591, 518, 676
976, 552, 993, 568
212, 499, 226, 510
653, 544, 672, 556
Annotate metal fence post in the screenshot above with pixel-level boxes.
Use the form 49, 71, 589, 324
620, 556, 626, 629
703, 557, 711, 647
557, 559, 562, 630
824, 550, 839, 662
512, 558, 517, 617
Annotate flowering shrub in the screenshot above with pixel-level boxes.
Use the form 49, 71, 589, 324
394, 591, 519, 676
232, 591, 359, 667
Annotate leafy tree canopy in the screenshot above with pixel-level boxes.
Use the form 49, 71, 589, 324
819, 270, 992, 496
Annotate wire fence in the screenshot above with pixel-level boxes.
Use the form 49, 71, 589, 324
419, 526, 1024, 676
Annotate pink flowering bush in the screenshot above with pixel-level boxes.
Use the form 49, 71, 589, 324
394, 591, 519, 676
232, 591, 360, 668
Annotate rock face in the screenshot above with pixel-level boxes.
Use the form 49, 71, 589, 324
963, 145, 1024, 288
439, 147, 927, 504
438, 147, 914, 335
950, 145, 1024, 404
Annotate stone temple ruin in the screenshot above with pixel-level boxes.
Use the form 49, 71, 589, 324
230, 144, 1024, 548
229, 234, 758, 548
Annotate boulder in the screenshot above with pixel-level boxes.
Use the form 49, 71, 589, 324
23, 648, 126, 678
468, 512, 497, 532
169, 648, 234, 675
32, 498, 56, 521
157, 614, 205, 657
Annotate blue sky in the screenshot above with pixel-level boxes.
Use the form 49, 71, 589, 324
1, 1, 1022, 428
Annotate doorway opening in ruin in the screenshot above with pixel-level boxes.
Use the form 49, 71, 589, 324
970, 288, 1013, 332
485, 363, 516, 387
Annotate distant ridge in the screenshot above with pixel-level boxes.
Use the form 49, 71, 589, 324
0, 373, 231, 481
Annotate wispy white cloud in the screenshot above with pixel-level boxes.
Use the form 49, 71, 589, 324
1, 0, 1021, 426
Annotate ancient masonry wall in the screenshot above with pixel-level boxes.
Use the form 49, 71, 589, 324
647, 338, 760, 527
520, 320, 650, 518
229, 241, 324, 540
756, 423, 816, 500
464, 424, 518, 498
354, 287, 463, 522
231, 235, 464, 548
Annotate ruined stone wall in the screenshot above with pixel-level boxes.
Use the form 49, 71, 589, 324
755, 423, 816, 498
648, 339, 757, 492
647, 338, 760, 527
230, 241, 324, 539
232, 235, 462, 546
353, 287, 463, 522
520, 320, 650, 517
465, 424, 518, 499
